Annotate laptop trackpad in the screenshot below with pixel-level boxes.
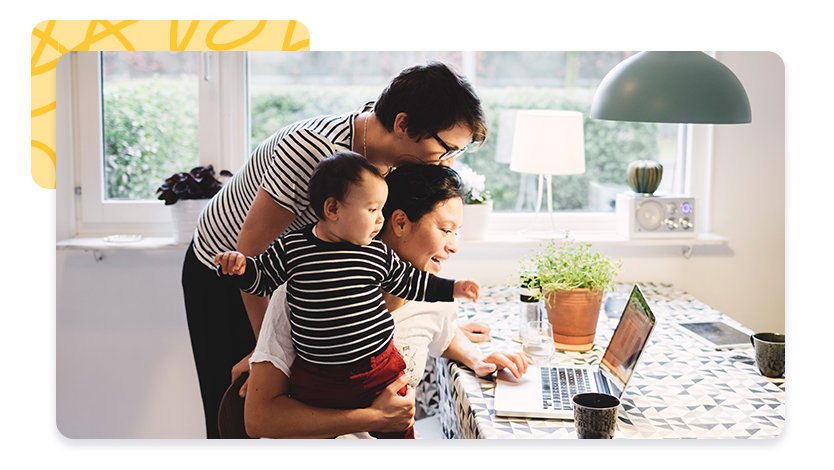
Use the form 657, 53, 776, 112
496, 369, 527, 384
494, 366, 550, 418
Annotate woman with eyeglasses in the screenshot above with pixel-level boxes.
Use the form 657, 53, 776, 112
181, 61, 489, 438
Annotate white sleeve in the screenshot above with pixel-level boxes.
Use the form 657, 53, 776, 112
390, 301, 456, 388
426, 301, 457, 358
250, 283, 295, 377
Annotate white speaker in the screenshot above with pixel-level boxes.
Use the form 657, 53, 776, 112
616, 193, 696, 238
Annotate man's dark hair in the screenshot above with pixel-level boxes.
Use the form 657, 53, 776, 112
308, 151, 385, 219
382, 164, 464, 225
374, 62, 487, 147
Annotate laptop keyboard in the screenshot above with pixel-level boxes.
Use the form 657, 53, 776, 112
540, 367, 592, 411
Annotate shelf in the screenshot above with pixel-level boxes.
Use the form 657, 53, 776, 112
56, 236, 188, 251
460, 231, 728, 247
57, 232, 728, 259
457, 231, 728, 259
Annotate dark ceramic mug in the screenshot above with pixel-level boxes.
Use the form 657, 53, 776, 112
572, 392, 620, 439
750, 333, 785, 378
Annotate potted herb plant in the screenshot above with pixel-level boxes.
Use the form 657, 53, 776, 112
456, 164, 492, 240
157, 165, 232, 243
519, 236, 622, 352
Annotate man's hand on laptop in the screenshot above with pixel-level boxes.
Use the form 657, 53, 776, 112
473, 351, 533, 379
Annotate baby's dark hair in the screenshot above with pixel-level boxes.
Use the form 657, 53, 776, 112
308, 150, 385, 219
382, 164, 464, 225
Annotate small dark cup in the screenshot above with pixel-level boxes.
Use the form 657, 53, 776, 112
572, 393, 620, 439
750, 333, 785, 378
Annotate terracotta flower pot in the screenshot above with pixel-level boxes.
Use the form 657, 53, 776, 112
543, 288, 604, 352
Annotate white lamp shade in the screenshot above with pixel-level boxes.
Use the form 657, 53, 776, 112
509, 110, 586, 175
493, 109, 519, 164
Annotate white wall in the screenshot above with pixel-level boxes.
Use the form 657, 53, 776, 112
55, 52, 784, 438
695, 51, 785, 333
56, 247, 205, 438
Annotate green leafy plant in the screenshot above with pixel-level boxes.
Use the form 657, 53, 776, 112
520, 235, 622, 299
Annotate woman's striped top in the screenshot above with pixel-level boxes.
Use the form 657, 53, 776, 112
221, 224, 456, 366
191, 108, 362, 270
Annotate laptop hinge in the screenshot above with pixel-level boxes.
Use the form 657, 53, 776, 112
599, 367, 623, 398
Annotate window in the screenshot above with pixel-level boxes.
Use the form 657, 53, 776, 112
64, 51, 246, 235
460, 52, 682, 214
247, 51, 461, 151
62, 50, 691, 238
247, 51, 687, 233
100, 52, 200, 201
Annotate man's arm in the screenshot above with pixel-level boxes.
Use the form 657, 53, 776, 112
244, 361, 415, 439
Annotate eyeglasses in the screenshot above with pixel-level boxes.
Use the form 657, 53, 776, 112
431, 133, 469, 162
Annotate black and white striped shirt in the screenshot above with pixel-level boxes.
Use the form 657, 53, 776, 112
222, 224, 456, 365
192, 106, 367, 269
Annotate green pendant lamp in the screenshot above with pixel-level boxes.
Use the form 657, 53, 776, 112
590, 51, 751, 124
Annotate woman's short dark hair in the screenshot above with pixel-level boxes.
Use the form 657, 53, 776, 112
382, 164, 464, 226
374, 62, 487, 147
308, 150, 384, 219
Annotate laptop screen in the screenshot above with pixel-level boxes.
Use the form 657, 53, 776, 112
599, 285, 656, 395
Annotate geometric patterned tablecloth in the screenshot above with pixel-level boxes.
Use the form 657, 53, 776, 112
431, 283, 785, 439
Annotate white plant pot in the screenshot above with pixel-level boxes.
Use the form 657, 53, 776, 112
460, 200, 493, 241
170, 199, 209, 244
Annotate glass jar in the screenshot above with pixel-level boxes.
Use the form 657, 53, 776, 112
519, 289, 541, 338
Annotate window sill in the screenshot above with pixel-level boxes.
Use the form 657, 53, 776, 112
56, 236, 189, 251
457, 231, 728, 259
57, 231, 727, 252
460, 231, 727, 247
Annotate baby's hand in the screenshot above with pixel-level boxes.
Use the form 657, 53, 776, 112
214, 251, 247, 275
453, 280, 480, 302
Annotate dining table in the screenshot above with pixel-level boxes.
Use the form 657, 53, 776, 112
415, 282, 785, 439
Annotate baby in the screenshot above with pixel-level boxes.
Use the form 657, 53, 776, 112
215, 150, 479, 438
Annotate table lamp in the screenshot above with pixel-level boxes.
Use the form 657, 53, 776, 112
509, 110, 586, 234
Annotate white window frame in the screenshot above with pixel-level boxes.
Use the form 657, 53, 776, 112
484, 122, 703, 235
58, 50, 711, 241
459, 50, 703, 235
58, 51, 247, 238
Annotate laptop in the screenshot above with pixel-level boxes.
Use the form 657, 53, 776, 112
494, 284, 656, 419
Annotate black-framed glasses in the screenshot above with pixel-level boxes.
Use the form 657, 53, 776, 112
431, 133, 468, 161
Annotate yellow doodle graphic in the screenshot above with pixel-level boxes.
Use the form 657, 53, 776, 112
170, 21, 200, 51
30, 20, 310, 189
206, 20, 267, 50
78, 20, 140, 51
